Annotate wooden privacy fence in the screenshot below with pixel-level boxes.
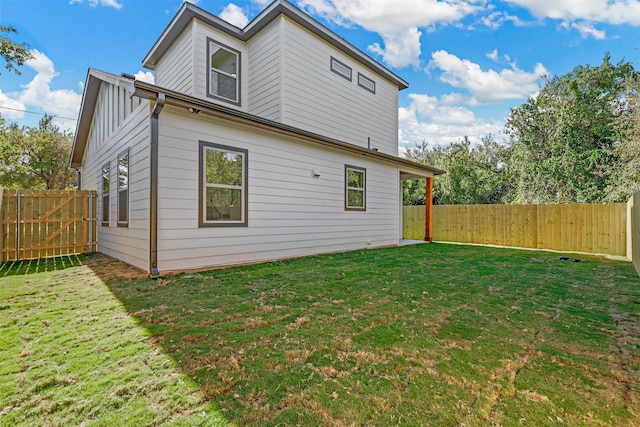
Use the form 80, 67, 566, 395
629, 193, 640, 275
1, 189, 97, 262
404, 203, 627, 257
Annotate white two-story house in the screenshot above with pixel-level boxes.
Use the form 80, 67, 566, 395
70, 0, 443, 275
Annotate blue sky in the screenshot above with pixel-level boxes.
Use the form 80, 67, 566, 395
1, 0, 639, 154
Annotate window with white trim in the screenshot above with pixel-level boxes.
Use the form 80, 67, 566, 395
101, 162, 110, 226
331, 56, 352, 81
358, 72, 376, 94
199, 141, 248, 227
117, 149, 129, 227
345, 165, 366, 211
207, 39, 240, 105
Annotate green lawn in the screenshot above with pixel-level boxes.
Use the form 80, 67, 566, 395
1, 243, 639, 426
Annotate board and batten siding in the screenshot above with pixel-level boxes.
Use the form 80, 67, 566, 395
280, 17, 400, 156
154, 25, 195, 96
155, 106, 400, 272
81, 81, 152, 271
247, 18, 282, 121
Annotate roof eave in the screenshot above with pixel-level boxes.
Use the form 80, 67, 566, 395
133, 80, 442, 176
70, 69, 136, 168
142, 0, 408, 90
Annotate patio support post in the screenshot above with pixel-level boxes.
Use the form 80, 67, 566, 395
425, 177, 433, 242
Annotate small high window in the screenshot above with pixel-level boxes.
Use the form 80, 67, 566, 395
345, 165, 366, 211
207, 39, 240, 105
199, 141, 248, 227
101, 162, 110, 226
358, 73, 376, 94
331, 57, 352, 81
117, 149, 129, 227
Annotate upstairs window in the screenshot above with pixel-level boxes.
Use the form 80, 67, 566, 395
331, 57, 352, 81
358, 73, 376, 94
199, 141, 248, 227
101, 163, 110, 226
117, 149, 129, 227
207, 39, 240, 105
345, 165, 366, 211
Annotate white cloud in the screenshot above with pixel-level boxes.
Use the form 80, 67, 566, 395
298, 0, 481, 68
220, 3, 249, 28
0, 90, 26, 120
505, 0, 640, 26
0, 50, 82, 131
398, 92, 505, 150
565, 21, 607, 39
134, 70, 155, 84
368, 27, 422, 68
69, 0, 123, 10
428, 50, 547, 104
480, 11, 527, 29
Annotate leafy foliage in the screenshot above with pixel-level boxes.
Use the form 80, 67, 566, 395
505, 54, 639, 203
0, 114, 76, 189
404, 135, 511, 205
0, 26, 33, 76
405, 54, 640, 205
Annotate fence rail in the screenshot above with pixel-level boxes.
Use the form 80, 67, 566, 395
404, 203, 627, 257
1, 189, 97, 262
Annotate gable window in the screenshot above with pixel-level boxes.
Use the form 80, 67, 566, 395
101, 162, 110, 226
199, 141, 248, 227
345, 165, 366, 211
117, 149, 129, 227
207, 38, 240, 105
331, 56, 352, 81
358, 73, 376, 94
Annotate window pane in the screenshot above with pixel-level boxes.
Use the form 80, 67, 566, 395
347, 189, 364, 208
102, 195, 109, 223
102, 165, 109, 192
206, 187, 242, 221
211, 46, 237, 75
210, 71, 237, 101
206, 149, 242, 186
118, 154, 128, 189
118, 190, 128, 223
347, 169, 363, 188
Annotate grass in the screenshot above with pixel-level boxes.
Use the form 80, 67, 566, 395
1, 244, 639, 426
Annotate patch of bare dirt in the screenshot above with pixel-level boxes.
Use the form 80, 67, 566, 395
82, 254, 147, 281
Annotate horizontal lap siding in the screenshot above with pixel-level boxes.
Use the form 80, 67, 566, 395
155, 26, 194, 95
81, 83, 151, 271
281, 18, 399, 156
194, 21, 248, 112
247, 19, 281, 121
156, 108, 399, 271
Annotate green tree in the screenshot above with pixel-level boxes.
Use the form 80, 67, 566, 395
0, 26, 33, 75
404, 135, 511, 205
505, 54, 640, 203
605, 92, 640, 201
0, 114, 76, 189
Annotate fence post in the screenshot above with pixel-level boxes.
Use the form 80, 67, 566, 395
16, 191, 21, 261
0, 188, 3, 264
89, 192, 94, 253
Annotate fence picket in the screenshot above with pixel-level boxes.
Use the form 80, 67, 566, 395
1, 189, 98, 261
404, 203, 627, 257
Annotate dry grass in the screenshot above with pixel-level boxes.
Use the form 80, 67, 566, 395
2, 244, 640, 426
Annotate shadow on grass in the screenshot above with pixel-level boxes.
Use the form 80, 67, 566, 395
78, 245, 640, 426
0, 254, 86, 276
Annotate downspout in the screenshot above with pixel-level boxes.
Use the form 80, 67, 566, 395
150, 93, 165, 277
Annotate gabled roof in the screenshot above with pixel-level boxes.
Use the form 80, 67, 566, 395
142, 0, 409, 90
70, 71, 443, 177
70, 68, 136, 167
